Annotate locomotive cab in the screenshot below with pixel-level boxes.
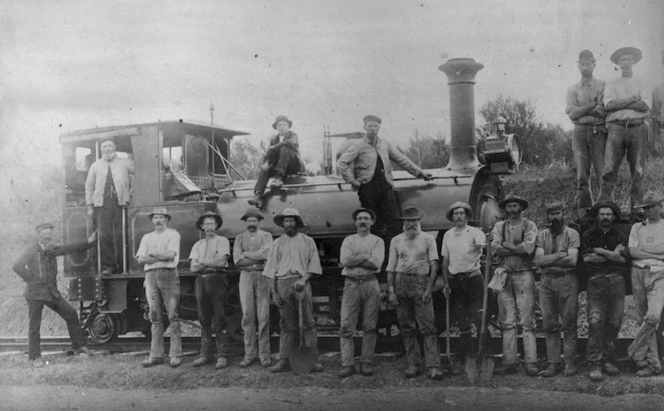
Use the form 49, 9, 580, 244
61, 121, 249, 342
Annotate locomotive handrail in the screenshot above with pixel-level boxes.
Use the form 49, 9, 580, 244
215, 175, 473, 194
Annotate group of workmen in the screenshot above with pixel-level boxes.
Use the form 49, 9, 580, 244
567, 46, 664, 217
11, 45, 664, 382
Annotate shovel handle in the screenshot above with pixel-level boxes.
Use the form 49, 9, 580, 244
298, 297, 305, 349
478, 232, 492, 355
445, 291, 451, 361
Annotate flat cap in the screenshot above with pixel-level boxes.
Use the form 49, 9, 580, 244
363, 115, 382, 124
545, 201, 565, 214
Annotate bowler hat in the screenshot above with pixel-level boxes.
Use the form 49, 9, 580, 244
148, 207, 172, 221
446, 201, 472, 221
498, 193, 529, 210
636, 191, 664, 209
589, 201, 621, 221
610, 46, 642, 65
398, 206, 424, 220
363, 115, 382, 124
352, 208, 376, 221
272, 115, 293, 130
274, 207, 306, 228
545, 201, 565, 214
577, 49, 596, 63
196, 211, 223, 230
241, 207, 264, 221
35, 223, 54, 232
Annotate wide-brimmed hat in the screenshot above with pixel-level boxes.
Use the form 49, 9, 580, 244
446, 201, 472, 221
545, 201, 565, 214
578, 49, 596, 63
241, 207, 264, 221
363, 115, 382, 124
610, 46, 642, 65
351, 208, 377, 221
272, 115, 293, 129
148, 207, 172, 221
636, 191, 664, 209
196, 211, 223, 230
35, 223, 54, 232
274, 207, 306, 228
498, 193, 529, 210
398, 206, 424, 220
589, 201, 621, 220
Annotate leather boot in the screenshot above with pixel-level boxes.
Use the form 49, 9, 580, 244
538, 362, 559, 378
248, 195, 263, 209
269, 359, 290, 373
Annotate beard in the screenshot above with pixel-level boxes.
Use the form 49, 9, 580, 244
247, 225, 257, 232
549, 218, 564, 235
285, 227, 297, 237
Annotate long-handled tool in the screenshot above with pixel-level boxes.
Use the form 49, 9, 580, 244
465, 232, 495, 384
288, 292, 316, 374
445, 289, 452, 369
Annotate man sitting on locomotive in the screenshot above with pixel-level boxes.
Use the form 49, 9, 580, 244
189, 211, 231, 370
13, 224, 97, 367
248, 115, 305, 209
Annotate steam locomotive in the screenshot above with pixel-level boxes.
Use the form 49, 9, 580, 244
61, 58, 521, 343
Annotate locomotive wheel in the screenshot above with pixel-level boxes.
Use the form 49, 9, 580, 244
88, 313, 119, 344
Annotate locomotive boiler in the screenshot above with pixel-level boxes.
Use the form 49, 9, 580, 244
61, 58, 520, 343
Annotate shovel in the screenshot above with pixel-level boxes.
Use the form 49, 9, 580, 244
288, 291, 317, 374
465, 232, 495, 385
445, 289, 453, 369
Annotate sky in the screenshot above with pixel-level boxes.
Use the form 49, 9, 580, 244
1, 0, 663, 173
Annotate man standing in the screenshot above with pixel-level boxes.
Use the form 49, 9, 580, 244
136, 207, 183, 368
386, 206, 443, 380
598, 47, 651, 213
248, 116, 305, 208
189, 211, 231, 370
491, 193, 539, 377
566, 50, 607, 215
85, 139, 133, 274
234, 207, 273, 368
336, 115, 433, 239
263, 208, 324, 373
338, 208, 385, 378
534, 202, 580, 377
650, 50, 664, 157
581, 201, 628, 382
440, 202, 487, 370
628, 191, 664, 377
13, 224, 97, 367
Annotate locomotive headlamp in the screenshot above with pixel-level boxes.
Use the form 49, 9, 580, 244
483, 116, 522, 174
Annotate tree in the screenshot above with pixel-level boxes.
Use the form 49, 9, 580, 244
395, 130, 450, 170
229, 138, 266, 180
479, 96, 573, 166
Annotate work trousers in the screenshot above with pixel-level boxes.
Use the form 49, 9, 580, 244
598, 123, 646, 209
449, 272, 488, 355
339, 276, 380, 367
27, 296, 87, 360
275, 278, 319, 360
95, 200, 123, 272
195, 273, 229, 360
145, 268, 182, 360
358, 177, 401, 240
572, 124, 606, 209
254, 145, 301, 196
585, 273, 625, 364
239, 270, 271, 361
395, 273, 441, 369
497, 270, 537, 365
630, 267, 664, 370
539, 274, 578, 364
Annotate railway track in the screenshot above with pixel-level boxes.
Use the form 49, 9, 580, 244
0, 335, 634, 360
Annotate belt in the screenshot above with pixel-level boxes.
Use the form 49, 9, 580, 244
542, 271, 571, 279
200, 270, 227, 278
145, 267, 176, 273
345, 274, 377, 283
450, 270, 481, 281
397, 272, 428, 276
277, 275, 302, 280
610, 119, 644, 128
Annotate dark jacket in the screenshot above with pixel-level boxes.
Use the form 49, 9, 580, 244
13, 241, 93, 301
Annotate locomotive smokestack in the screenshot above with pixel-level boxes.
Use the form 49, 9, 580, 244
439, 58, 484, 170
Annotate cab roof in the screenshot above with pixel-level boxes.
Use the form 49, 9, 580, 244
59, 120, 249, 144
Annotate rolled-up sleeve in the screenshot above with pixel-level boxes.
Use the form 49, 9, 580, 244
515, 221, 538, 255
369, 237, 385, 269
